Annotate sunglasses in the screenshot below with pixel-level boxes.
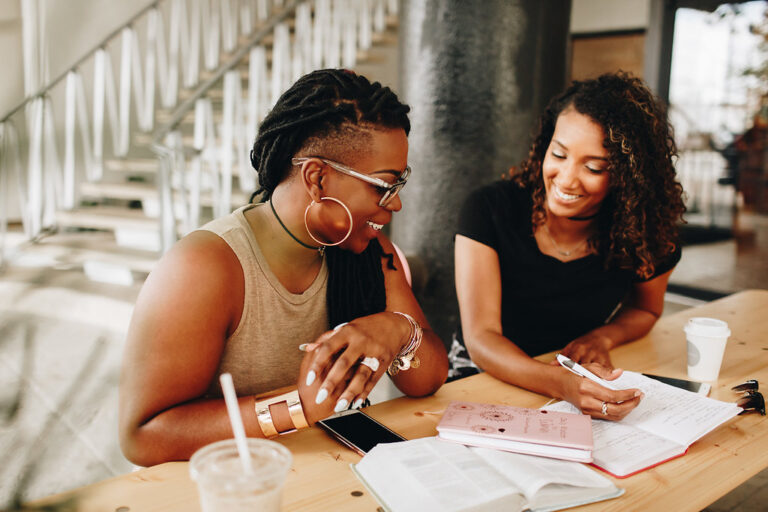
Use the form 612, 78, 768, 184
732, 380, 765, 415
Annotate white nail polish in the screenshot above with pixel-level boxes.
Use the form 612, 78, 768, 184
306, 371, 316, 386
298, 343, 309, 351
334, 399, 349, 412
315, 388, 328, 404
352, 398, 364, 409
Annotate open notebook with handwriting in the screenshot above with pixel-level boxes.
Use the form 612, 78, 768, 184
545, 370, 741, 478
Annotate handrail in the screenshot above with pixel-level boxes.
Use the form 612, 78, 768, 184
0, 1, 161, 123
152, 0, 300, 143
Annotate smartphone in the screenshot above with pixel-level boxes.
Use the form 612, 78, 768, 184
643, 373, 711, 396
317, 409, 406, 455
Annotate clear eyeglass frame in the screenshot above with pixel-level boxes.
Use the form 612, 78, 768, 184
292, 157, 411, 207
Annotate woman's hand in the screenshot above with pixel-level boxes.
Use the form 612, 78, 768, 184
559, 333, 614, 368
302, 312, 410, 414
560, 363, 643, 421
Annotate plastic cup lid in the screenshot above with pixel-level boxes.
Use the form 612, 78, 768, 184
684, 317, 731, 338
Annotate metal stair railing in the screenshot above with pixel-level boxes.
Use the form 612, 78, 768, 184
669, 103, 738, 228
151, 0, 399, 252
0, 0, 292, 267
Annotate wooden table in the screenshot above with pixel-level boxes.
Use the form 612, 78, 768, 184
33, 289, 768, 511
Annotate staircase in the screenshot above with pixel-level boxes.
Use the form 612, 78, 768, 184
0, 0, 400, 283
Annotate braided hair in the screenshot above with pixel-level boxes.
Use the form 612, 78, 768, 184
515, 72, 685, 279
249, 69, 411, 326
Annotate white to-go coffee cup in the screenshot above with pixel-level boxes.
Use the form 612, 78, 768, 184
684, 317, 731, 382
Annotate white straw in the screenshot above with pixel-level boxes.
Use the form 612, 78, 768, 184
219, 373, 254, 474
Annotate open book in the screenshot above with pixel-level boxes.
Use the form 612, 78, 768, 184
436, 401, 593, 462
352, 437, 623, 512
545, 371, 741, 478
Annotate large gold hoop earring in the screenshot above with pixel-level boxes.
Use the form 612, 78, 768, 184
304, 196, 354, 247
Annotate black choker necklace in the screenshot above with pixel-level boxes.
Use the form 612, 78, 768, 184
269, 198, 324, 255
568, 212, 599, 221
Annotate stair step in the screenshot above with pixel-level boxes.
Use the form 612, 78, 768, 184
155, 110, 224, 126
198, 63, 264, 83
178, 87, 227, 101
104, 158, 159, 174
57, 206, 160, 232
134, 132, 207, 147
28, 231, 160, 274
80, 180, 250, 207
80, 181, 158, 201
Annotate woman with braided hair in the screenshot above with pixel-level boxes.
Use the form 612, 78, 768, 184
119, 69, 448, 466
454, 72, 685, 421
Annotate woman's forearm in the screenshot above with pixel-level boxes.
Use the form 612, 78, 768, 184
464, 330, 569, 400
122, 358, 341, 467
121, 395, 265, 466
589, 306, 660, 350
392, 329, 449, 397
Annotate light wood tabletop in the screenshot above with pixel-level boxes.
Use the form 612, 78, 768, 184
32, 289, 768, 511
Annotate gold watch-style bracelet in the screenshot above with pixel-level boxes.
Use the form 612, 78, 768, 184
254, 389, 308, 438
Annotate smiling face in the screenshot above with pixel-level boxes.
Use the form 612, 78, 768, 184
542, 108, 611, 220
317, 127, 409, 253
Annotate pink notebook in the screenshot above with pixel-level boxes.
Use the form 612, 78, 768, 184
436, 401, 594, 462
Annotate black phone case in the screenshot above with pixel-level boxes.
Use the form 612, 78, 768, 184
318, 411, 405, 455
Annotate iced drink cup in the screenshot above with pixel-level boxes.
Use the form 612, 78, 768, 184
684, 317, 730, 382
189, 438, 292, 512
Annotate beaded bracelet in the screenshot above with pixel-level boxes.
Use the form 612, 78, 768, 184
254, 389, 308, 438
388, 312, 423, 376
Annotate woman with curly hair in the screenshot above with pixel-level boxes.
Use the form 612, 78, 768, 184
453, 72, 685, 421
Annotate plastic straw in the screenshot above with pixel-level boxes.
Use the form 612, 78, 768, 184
219, 373, 254, 474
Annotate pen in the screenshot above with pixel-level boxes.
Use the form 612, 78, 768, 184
556, 354, 620, 390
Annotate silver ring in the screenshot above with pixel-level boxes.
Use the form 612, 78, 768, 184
601, 401, 608, 416
360, 356, 380, 372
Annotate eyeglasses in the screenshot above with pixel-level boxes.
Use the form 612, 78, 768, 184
732, 380, 765, 415
292, 157, 410, 207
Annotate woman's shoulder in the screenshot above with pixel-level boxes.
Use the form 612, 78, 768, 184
463, 179, 532, 216
467, 178, 525, 198
129, 230, 245, 347
152, 230, 244, 294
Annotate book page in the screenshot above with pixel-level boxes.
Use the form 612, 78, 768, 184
472, 447, 616, 501
609, 371, 740, 445
588, 416, 685, 475
354, 438, 527, 512
545, 400, 684, 476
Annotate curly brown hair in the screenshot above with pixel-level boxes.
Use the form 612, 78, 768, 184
514, 72, 685, 279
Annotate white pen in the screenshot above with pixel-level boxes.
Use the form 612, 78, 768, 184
556, 354, 620, 390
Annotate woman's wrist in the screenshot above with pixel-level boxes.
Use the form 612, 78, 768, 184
388, 311, 423, 376
253, 389, 310, 437
589, 326, 622, 351
550, 365, 579, 402
387, 311, 413, 349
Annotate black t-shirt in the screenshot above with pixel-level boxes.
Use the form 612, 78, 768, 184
456, 180, 681, 357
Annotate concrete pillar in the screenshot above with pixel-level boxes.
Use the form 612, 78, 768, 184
392, 0, 571, 345
644, 0, 677, 103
